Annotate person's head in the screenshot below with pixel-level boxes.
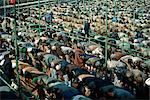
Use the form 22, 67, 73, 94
128, 59, 133, 64
94, 60, 102, 69
81, 86, 91, 97
6, 18, 11, 24
55, 64, 61, 71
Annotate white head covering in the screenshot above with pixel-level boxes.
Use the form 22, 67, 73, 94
7, 38, 11, 42
134, 39, 139, 43
55, 64, 61, 70
51, 46, 56, 50
42, 17, 45, 21
145, 78, 150, 86
18, 32, 22, 36
27, 48, 32, 52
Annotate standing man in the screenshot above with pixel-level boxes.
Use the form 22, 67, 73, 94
84, 20, 90, 37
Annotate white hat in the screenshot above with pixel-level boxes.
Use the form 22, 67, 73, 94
55, 64, 61, 70
7, 38, 11, 42
42, 17, 45, 21
145, 78, 150, 86
51, 46, 56, 50
18, 32, 22, 36
27, 48, 32, 52
134, 39, 139, 43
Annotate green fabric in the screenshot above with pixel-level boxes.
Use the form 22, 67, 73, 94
44, 54, 58, 67
32, 77, 39, 84
19, 47, 27, 53
33, 75, 50, 84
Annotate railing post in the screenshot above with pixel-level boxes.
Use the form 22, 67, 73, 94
14, 2, 20, 95
104, 0, 109, 67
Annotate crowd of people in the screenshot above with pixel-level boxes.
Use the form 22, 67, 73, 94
0, 0, 150, 100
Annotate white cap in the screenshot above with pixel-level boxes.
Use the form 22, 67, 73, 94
51, 46, 56, 50
27, 48, 32, 52
18, 32, 22, 36
7, 38, 11, 42
55, 64, 61, 70
22, 69, 26, 74
134, 39, 139, 43
145, 78, 150, 86
42, 17, 45, 21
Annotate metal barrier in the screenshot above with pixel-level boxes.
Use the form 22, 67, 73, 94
0, 0, 149, 98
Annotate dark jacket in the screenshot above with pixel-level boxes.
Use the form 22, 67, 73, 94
2, 57, 14, 80
84, 22, 90, 35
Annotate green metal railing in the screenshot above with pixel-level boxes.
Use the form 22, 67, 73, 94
1, 0, 149, 99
